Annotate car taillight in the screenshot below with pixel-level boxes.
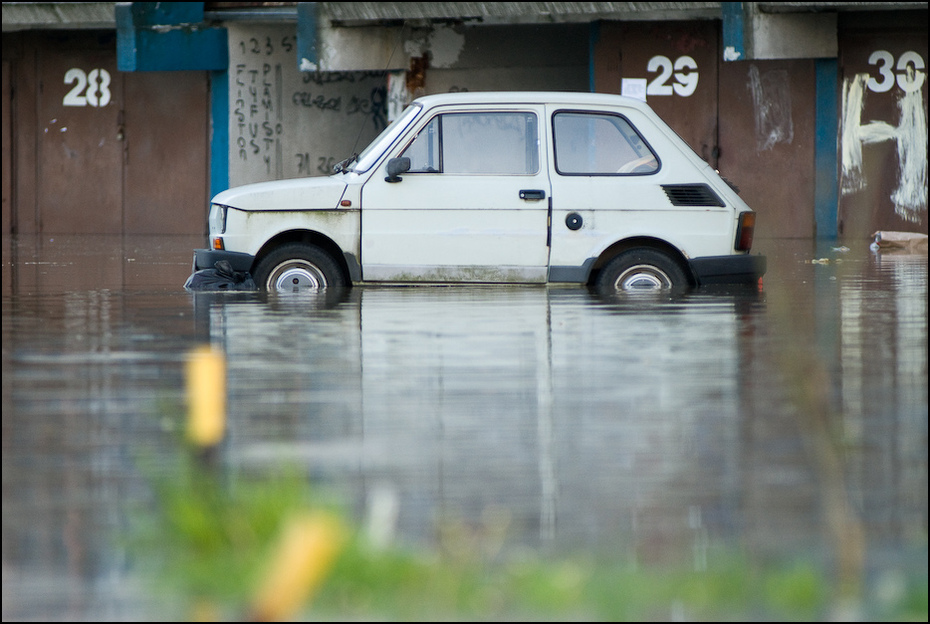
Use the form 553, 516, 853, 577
735, 211, 755, 251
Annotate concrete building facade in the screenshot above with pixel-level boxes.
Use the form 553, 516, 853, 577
2, 2, 927, 239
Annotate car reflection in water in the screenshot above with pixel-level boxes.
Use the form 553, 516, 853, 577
2, 234, 926, 621
198, 282, 766, 558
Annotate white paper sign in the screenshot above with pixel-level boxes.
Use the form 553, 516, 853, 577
621, 78, 647, 102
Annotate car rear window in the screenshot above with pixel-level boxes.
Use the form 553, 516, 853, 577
553, 111, 659, 175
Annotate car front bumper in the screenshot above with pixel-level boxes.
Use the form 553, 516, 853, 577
193, 248, 256, 273
689, 253, 767, 286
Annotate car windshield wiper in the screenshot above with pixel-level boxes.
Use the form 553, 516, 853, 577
333, 153, 359, 174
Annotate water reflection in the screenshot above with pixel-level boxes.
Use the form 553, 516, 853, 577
1, 235, 927, 620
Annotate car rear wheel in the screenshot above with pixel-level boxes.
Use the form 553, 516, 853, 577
595, 248, 689, 294
253, 243, 346, 292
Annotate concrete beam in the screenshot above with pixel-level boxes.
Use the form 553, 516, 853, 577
722, 2, 838, 61
312, 4, 410, 72
1, 2, 116, 31
318, 2, 722, 24
748, 7, 837, 59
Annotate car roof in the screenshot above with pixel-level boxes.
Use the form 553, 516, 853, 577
412, 91, 652, 111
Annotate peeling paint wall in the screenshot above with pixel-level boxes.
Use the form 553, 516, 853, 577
420, 24, 589, 94
227, 24, 388, 186
226, 21, 588, 185
404, 25, 466, 69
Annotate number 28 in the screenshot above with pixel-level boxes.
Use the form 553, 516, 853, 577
63, 68, 111, 107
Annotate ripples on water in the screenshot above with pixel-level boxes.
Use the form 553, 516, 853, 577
1, 235, 927, 620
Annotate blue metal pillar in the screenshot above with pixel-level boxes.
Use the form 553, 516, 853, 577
721, 2, 746, 62
116, 2, 227, 72
814, 59, 839, 238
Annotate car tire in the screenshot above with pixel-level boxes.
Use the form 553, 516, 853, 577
595, 248, 690, 294
253, 243, 346, 292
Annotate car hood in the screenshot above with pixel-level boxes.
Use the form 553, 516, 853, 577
211, 176, 348, 211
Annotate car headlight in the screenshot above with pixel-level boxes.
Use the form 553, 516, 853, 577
209, 204, 228, 235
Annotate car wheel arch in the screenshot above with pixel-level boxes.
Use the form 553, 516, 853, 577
589, 236, 696, 287
253, 230, 351, 284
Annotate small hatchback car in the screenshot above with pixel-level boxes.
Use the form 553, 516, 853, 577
192, 91, 766, 293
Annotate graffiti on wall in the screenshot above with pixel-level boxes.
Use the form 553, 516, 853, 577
841, 50, 927, 223
233, 60, 285, 177
293, 71, 387, 127
229, 25, 388, 185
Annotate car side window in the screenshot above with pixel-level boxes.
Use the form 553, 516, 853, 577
553, 112, 659, 175
403, 112, 539, 175
404, 116, 441, 173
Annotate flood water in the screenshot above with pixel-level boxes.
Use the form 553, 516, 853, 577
2, 233, 927, 620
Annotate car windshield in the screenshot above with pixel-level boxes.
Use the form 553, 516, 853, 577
348, 103, 422, 173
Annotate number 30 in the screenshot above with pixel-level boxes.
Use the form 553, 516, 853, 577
867, 51, 926, 93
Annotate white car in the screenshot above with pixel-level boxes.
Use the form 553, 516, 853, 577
192, 91, 766, 293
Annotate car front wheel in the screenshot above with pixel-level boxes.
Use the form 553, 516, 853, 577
253, 243, 346, 292
595, 248, 689, 294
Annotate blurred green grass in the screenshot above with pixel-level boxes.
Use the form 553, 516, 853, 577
129, 453, 927, 622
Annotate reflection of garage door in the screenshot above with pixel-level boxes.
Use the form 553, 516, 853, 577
838, 16, 928, 237
2, 60, 12, 235
32, 33, 208, 235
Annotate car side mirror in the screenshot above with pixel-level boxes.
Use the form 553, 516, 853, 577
385, 157, 411, 183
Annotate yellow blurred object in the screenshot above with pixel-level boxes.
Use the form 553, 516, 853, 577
249, 512, 346, 622
189, 598, 222, 622
186, 346, 226, 447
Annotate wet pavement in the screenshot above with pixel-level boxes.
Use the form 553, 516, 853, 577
2, 233, 927, 620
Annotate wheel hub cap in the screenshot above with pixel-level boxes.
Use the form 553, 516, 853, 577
616, 264, 671, 291
271, 263, 327, 292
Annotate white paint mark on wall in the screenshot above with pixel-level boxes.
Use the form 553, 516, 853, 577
402, 27, 434, 61
428, 26, 465, 69
402, 25, 465, 69
747, 65, 793, 151
841, 72, 928, 223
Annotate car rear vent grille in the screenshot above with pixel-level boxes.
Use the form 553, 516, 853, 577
662, 184, 726, 207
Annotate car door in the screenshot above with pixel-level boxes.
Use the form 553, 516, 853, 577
361, 106, 551, 282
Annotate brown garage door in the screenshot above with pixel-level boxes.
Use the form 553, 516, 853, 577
37, 36, 123, 233
838, 14, 928, 237
593, 21, 719, 166
594, 21, 818, 239
123, 70, 209, 235
13, 32, 209, 235
718, 58, 817, 239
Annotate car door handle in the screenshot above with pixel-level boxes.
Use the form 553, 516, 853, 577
519, 189, 546, 200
